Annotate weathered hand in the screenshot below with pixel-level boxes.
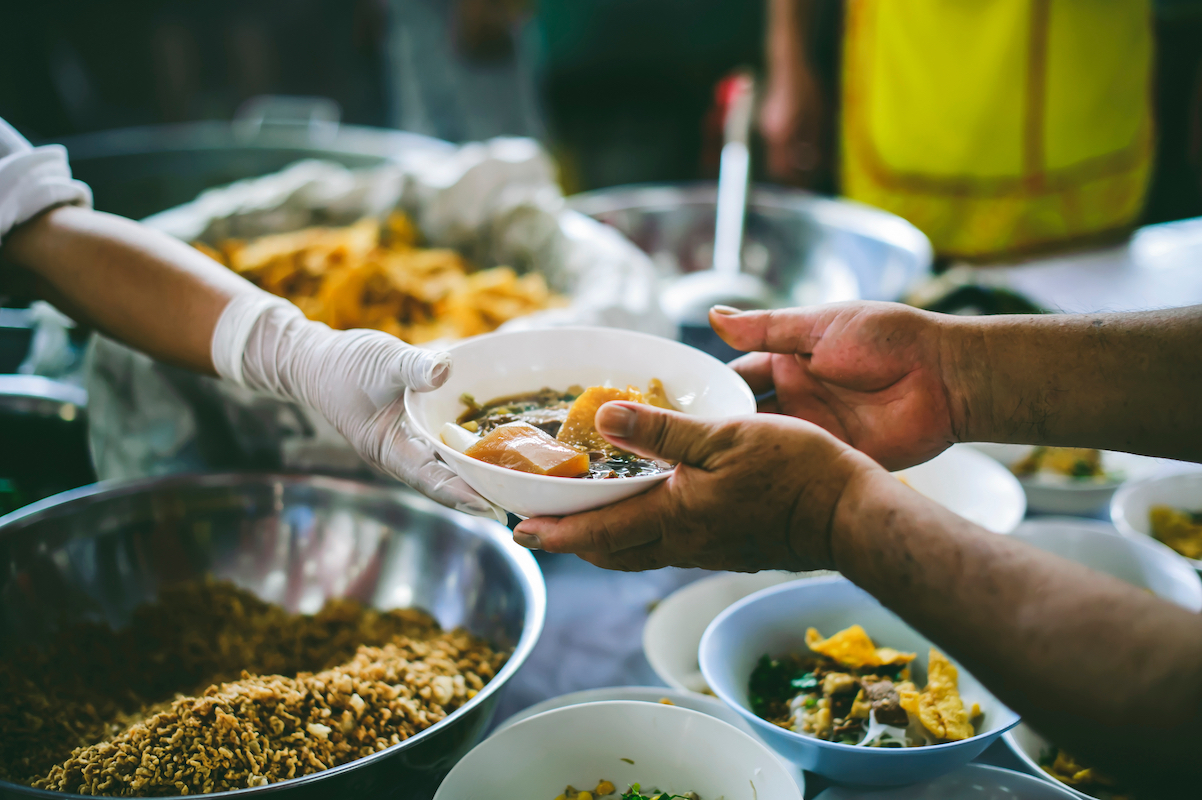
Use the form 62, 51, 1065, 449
711, 302, 966, 470
511, 399, 877, 572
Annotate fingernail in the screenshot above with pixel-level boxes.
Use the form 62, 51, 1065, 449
710, 305, 742, 316
596, 403, 637, 439
513, 532, 541, 550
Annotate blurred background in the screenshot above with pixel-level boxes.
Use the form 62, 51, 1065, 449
1, 0, 1199, 216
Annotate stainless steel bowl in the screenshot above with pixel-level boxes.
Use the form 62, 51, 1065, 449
0, 474, 545, 800
568, 182, 932, 306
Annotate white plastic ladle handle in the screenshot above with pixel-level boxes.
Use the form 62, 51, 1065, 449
712, 74, 756, 278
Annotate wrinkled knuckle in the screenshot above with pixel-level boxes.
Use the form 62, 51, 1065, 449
591, 519, 622, 554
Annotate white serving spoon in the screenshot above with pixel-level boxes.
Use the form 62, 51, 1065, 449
660, 72, 778, 326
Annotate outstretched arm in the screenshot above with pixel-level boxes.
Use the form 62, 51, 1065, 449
2, 205, 244, 374
514, 401, 1202, 793
953, 305, 1202, 461
0, 120, 497, 518
834, 464, 1202, 794
711, 302, 1202, 466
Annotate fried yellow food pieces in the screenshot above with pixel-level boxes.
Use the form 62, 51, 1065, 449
1012, 446, 1104, 479
916, 649, 973, 741
805, 625, 917, 670
1149, 505, 1202, 559
644, 378, 675, 410
466, 422, 590, 477
1044, 749, 1127, 794
197, 212, 564, 345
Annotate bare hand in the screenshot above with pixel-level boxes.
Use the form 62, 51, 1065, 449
711, 302, 965, 470
511, 400, 876, 572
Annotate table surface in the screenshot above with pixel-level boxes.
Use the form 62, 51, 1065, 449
484, 220, 1202, 796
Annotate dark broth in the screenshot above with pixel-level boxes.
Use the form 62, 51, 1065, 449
457, 388, 668, 479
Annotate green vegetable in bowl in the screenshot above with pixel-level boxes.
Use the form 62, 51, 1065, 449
554, 780, 699, 799
622, 786, 698, 800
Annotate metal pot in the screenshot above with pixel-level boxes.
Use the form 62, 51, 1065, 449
568, 183, 932, 357
52, 97, 451, 221
0, 473, 545, 799
569, 182, 931, 302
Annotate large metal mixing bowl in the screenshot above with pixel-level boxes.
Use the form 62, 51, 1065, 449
568, 183, 932, 358
0, 474, 545, 800
569, 182, 932, 305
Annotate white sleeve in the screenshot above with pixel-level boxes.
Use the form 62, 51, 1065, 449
0, 117, 93, 246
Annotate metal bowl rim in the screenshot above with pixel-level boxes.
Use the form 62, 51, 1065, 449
0, 472, 546, 799
47, 121, 455, 162
566, 180, 933, 268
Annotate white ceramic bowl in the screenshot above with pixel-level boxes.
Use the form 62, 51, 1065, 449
896, 445, 1026, 533
490, 686, 759, 737
643, 570, 832, 694
813, 763, 1077, 799
491, 687, 807, 794
1003, 517, 1202, 798
968, 443, 1172, 516
433, 700, 803, 800
699, 577, 1019, 786
1112, 470, 1202, 571
404, 327, 755, 518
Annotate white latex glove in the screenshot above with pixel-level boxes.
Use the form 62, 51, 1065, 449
211, 292, 504, 522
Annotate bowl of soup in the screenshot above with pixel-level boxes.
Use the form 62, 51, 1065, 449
404, 327, 756, 518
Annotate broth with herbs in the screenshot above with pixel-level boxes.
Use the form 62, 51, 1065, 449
441, 381, 676, 479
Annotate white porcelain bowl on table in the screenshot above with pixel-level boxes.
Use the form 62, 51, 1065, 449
699, 576, 1019, 786
434, 700, 803, 800
405, 326, 755, 519
643, 570, 832, 694
813, 763, 1077, 799
1003, 517, 1202, 799
490, 687, 808, 795
1111, 470, 1202, 571
968, 443, 1173, 516
896, 445, 1026, 533
489, 686, 761, 738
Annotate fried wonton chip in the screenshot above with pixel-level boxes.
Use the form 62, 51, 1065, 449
644, 378, 677, 410
917, 649, 974, 741
554, 380, 681, 453
557, 386, 645, 451
805, 625, 917, 669
196, 212, 564, 345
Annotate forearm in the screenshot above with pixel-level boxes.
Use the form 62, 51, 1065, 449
946, 307, 1202, 461
832, 467, 1202, 789
766, 0, 815, 71
0, 205, 254, 374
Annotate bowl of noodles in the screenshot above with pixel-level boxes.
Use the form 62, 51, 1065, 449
404, 326, 756, 518
699, 577, 1019, 786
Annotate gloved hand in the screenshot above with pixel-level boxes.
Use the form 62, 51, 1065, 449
211, 291, 504, 522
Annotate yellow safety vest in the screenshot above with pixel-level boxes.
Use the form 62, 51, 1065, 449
840, 0, 1154, 261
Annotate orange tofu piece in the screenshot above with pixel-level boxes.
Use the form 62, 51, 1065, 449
557, 386, 645, 451
466, 422, 590, 477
